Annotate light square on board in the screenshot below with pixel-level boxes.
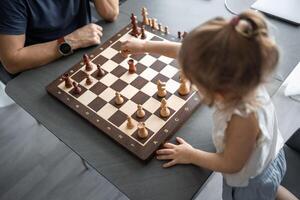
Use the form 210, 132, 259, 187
77, 90, 97, 106
166, 79, 181, 94
140, 67, 158, 81
97, 103, 118, 120
160, 65, 178, 78
101, 60, 119, 73
140, 81, 157, 96
146, 115, 166, 133
101, 47, 119, 59
98, 87, 116, 102
119, 100, 137, 116
143, 97, 161, 113
99, 73, 118, 87
120, 72, 139, 84
167, 95, 186, 111
139, 54, 157, 66
158, 56, 174, 65
120, 84, 139, 99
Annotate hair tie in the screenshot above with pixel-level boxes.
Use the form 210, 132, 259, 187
230, 16, 240, 26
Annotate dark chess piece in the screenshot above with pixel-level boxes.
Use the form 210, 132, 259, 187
72, 82, 81, 94
62, 73, 72, 88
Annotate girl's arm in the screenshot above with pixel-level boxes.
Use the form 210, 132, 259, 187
121, 37, 181, 59
157, 113, 259, 173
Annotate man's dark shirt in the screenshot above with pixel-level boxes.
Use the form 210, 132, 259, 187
0, 0, 92, 83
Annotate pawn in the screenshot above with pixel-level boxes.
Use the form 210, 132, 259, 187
160, 98, 170, 118
164, 26, 169, 34
178, 75, 191, 96
158, 23, 163, 32
136, 104, 145, 118
153, 18, 158, 30
126, 115, 134, 129
140, 25, 147, 39
157, 80, 167, 97
85, 75, 93, 85
128, 59, 136, 74
115, 92, 124, 105
137, 122, 148, 139
97, 64, 105, 77
72, 82, 81, 94
178, 31, 182, 39
62, 73, 72, 88
83, 54, 93, 71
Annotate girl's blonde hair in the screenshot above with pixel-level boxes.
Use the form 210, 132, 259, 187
179, 10, 279, 107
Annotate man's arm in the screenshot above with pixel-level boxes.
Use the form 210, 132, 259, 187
93, 0, 119, 22
0, 24, 102, 74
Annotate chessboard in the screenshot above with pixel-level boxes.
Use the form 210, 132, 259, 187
47, 21, 201, 160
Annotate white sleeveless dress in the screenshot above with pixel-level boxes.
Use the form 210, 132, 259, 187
212, 86, 284, 187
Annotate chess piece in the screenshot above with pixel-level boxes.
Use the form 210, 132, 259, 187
178, 75, 191, 96
160, 98, 170, 118
128, 59, 136, 74
141, 7, 149, 25
83, 54, 93, 71
97, 64, 105, 77
178, 31, 182, 39
137, 122, 148, 139
182, 31, 188, 38
141, 25, 147, 39
115, 92, 124, 105
157, 80, 167, 97
150, 18, 155, 28
85, 75, 93, 85
136, 104, 145, 118
72, 82, 81, 94
158, 23, 163, 32
130, 13, 140, 37
126, 115, 135, 129
62, 73, 72, 88
153, 18, 158, 30
164, 26, 169, 34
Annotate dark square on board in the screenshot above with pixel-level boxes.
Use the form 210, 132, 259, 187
108, 110, 128, 127
88, 97, 107, 112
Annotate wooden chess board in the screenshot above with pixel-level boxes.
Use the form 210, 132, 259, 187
47, 23, 201, 160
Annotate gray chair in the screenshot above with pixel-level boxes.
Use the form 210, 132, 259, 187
282, 128, 300, 198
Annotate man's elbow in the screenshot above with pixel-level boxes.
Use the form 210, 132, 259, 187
102, 9, 119, 22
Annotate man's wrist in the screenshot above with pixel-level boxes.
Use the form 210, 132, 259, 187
57, 37, 73, 56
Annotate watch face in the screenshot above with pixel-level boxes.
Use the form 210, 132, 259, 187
59, 43, 72, 55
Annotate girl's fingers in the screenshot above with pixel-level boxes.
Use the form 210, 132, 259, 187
163, 160, 177, 168
156, 155, 173, 160
176, 137, 187, 144
163, 142, 176, 149
156, 149, 174, 155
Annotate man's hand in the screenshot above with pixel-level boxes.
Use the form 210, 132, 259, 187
65, 23, 103, 50
120, 38, 147, 57
156, 137, 196, 168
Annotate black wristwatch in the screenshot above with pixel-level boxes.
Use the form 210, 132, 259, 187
57, 37, 73, 56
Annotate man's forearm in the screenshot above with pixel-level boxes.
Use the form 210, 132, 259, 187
144, 41, 181, 59
2, 40, 61, 74
94, 0, 119, 22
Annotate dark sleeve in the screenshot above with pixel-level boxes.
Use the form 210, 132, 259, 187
0, 0, 27, 35
286, 128, 300, 153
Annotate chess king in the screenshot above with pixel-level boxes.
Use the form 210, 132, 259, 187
0, 0, 119, 83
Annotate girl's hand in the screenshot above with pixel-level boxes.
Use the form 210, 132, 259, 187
120, 38, 147, 57
156, 137, 196, 168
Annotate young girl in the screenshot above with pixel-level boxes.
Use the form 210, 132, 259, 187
121, 10, 297, 200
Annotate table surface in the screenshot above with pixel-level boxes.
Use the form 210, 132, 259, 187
5, 0, 300, 200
